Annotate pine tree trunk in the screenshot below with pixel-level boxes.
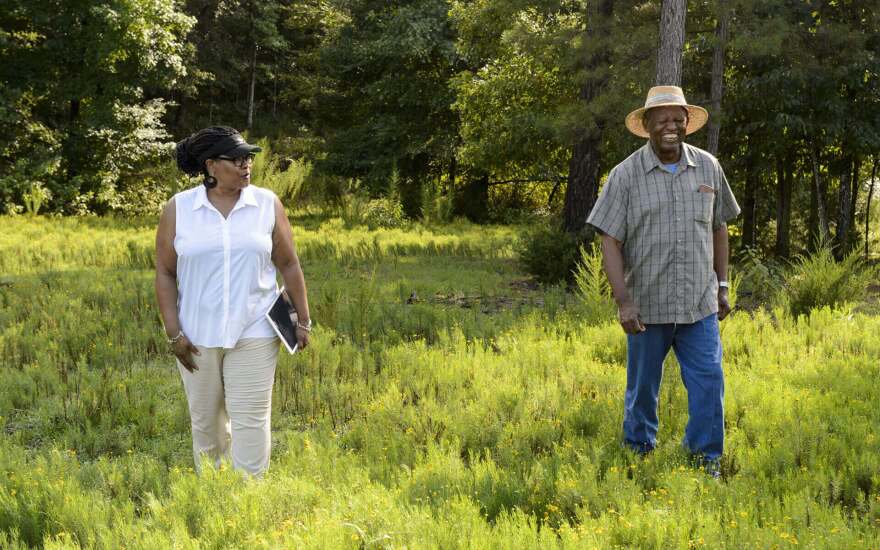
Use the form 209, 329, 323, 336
740, 154, 757, 249
836, 157, 853, 259
849, 156, 862, 234
865, 156, 877, 259
562, 0, 614, 235
247, 42, 257, 130
564, 132, 603, 233
706, 5, 728, 156
810, 144, 831, 244
655, 0, 687, 86
454, 174, 490, 223
774, 155, 792, 258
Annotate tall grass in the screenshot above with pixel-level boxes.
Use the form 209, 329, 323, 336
781, 244, 877, 317
250, 138, 310, 206
0, 214, 879, 548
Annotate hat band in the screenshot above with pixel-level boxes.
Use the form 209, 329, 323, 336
645, 93, 687, 108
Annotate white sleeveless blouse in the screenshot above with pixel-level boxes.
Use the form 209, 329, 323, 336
174, 184, 278, 348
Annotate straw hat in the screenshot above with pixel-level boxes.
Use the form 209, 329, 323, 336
625, 86, 709, 138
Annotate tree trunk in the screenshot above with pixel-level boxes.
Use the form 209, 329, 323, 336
740, 154, 757, 250
655, 0, 687, 86
866, 156, 877, 259
836, 156, 853, 259
706, 4, 728, 156
454, 174, 490, 223
562, 0, 614, 235
810, 144, 831, 245
849, 156, 862, 235
172, 90, 185, 132
247, 41, 257, 130
64, 99, 82, 182
774, 154, 793, 258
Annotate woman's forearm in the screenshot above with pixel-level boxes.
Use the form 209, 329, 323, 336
279, 263, 310, 324
155, 272, 182, 338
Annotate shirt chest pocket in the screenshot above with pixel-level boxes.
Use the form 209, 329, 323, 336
689, 191, 714, 224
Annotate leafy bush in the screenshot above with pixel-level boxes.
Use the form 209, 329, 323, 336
518, 224, 582, 284
781, 244, 877, 317
421, 182, 455, 224
337, 193, 406, 230
363, 197, 405, 230
573, 243, 615, 323
732, 247, 785, 309
250, 138, 310, 206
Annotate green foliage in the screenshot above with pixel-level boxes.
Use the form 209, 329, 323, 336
312, 0, 460, 200
421, 182, 456, 225
781, 244, 877, 318
732, 247, 785, 309
250, 138, 310, 206
2, 216, 880, 547
363, 198, 406, 230
573, 243, 616, 324
518, 224, 581, 284
0, 0, 194, 214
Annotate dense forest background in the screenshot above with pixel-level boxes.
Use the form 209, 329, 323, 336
2, 0, 879, 261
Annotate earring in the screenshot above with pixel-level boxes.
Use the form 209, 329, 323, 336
204, 175, 218, 188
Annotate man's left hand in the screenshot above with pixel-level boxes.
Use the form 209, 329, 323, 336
717, 289, 731, 321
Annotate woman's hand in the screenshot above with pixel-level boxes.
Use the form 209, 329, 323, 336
172, 335, 201, 372
295, 326, 310, 350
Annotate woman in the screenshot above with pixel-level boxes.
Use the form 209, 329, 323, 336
155, 126, 311, 477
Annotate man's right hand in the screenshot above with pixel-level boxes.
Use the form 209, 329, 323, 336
618, 301, 646, 335
172, 335, 201, 372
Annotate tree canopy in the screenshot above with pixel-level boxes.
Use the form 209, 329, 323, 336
1, 0, 878, 257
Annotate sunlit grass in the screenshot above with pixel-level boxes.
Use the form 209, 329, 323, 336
1, 213, 879, 548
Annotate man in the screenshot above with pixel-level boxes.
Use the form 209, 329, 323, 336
586, 86, 740, 475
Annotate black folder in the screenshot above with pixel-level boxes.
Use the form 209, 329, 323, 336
265, 287, 299, 354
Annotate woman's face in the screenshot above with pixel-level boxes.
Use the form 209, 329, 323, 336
206, 155, 252, 191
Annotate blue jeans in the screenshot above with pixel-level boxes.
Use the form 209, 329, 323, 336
623, 313, 724, 460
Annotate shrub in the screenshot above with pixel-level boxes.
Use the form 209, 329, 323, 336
781, 244, 877, 317
363, 198, 405, 230
732, 247, 785, 309
421, 183, 455, 224
518, 224, 582, 284
573, 243, 615, 323
250, 138, 310, 206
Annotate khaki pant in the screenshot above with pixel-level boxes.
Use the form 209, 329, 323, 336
176, 337, 279, 477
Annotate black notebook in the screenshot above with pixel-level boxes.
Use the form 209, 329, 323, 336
265, 287, 299, 354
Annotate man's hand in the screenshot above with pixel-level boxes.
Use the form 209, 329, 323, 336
717, 288, 731, 321
172, 335, 201, 372
618, 301, 646, 335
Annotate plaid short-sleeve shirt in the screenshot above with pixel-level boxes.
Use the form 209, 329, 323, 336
586, 142, 740, 324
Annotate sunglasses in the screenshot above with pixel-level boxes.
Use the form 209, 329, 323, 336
215, 154, 255, 168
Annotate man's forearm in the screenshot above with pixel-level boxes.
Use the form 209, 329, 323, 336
600, 234, 632, 305
712, 224, 729, 282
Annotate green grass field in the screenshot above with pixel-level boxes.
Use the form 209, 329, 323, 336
0, 214, 878, 549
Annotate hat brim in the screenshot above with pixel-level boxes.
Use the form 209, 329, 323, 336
222, 143, 262, 158
625, 104, 709, 138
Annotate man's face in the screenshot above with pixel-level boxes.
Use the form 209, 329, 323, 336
645, 106, 688, 162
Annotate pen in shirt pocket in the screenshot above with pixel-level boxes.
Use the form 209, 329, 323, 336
697, 184, 715, 194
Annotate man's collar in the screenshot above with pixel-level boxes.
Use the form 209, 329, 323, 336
192, 184, 258, 211
640, 142, 698, 174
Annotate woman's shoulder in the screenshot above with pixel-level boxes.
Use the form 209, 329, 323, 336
248, 184, 279, 202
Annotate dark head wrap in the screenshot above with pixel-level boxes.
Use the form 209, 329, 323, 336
175, 127, 262, 184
